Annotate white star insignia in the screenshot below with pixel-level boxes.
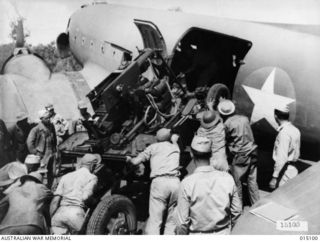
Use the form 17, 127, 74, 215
242, 68, 295, 129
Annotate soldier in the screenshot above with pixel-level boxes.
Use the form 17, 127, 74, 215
217, 100, 260, 207
12, 112, 32, 162
0, 161, 27, 200
27, 109, 57, 188
45, 103, 69, 145
175, 136, 241, 234
0, 172, 52, 235
0, 119, 12, 168
126, 128, 180, 235
50, 154, 100, 234
197, 110, 228, 171
0, 155, 42, 188
70, 100, 91, 134
269, 105, 301, 189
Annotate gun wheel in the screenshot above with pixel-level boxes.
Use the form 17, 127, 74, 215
86, 194, 137, 235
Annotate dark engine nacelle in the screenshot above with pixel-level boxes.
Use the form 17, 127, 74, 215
56, 32, 70, 59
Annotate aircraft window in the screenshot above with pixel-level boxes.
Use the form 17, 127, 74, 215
82, 37, 85, 46
90, 40, 94, 47
74, 35, 77, 42
101, 45, 105, 54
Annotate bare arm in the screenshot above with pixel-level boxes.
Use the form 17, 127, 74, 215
128, 145, 153, 166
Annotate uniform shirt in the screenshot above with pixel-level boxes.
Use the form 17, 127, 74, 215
197, 119, 226, 154
175, 166, 242, 233
54, 167, 97, 208
224, 115, 257, 155
136, 141, 180, 178
272, 121, 301, 178
0, 180, 52, 232
27, 122, 57, 166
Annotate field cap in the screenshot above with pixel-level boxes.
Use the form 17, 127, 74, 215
45, 103, 54, 111
38, 109, 50, 119
200, 110, 220, 129
217, 100, 235, 116
16, 112, 28, 122
78, 153, 101, 167
275, 103, 290, 113
78, 100, 87, 109
0, 162, 27, 186
25, 154, 41, 165
191, 136, 211, 153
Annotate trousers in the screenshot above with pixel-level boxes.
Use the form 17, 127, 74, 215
51, 205, 85, 234
145, 176, 180, 235
277, 164, 298, 187
230, 149, 260, 207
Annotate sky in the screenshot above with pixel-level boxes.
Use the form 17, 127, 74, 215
0, 0, 319, 45
0, 0, 89, 45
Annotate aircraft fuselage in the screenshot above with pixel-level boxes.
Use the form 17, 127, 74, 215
65, 3, 320, 159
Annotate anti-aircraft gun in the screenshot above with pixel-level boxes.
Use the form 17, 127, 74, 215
58, 48, 229, 234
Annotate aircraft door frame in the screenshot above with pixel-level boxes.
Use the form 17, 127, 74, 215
134, 19, 167, 58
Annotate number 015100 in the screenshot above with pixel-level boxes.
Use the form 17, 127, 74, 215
299, 236, 319, 241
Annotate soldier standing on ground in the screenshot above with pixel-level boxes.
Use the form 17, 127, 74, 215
175, 136, 241, 234
126, 128, 180, 235
197, 110, 228, 171
217, 100, 260, 207
12, 112, 33, 162
45, 103, 69, 145
269, 104, 301, 189
27, 109, 57, 188
0, 119, 13, 168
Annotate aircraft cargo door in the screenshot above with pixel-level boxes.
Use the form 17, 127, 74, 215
134, 19, 167, 58
170, 27, 252, 95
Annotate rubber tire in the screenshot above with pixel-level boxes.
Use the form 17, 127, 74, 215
206, 83, 231, 110
86, 194, 137, 235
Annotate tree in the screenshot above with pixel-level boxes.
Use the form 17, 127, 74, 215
9, 18, 30, 46
0, 41, 82, 73
0, 43, 15, 72
1, 17, 81, 73
31, 41, 82, 72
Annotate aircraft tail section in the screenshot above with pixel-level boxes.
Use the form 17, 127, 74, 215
0, 71, 93, 130
0, 75, 28, 128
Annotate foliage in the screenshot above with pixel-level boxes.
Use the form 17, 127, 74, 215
0, 43, 15, 71
32, 41, 82, 72
0, 41, 82, 72
0, 18, 82, 72
31, 41, 58, 71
